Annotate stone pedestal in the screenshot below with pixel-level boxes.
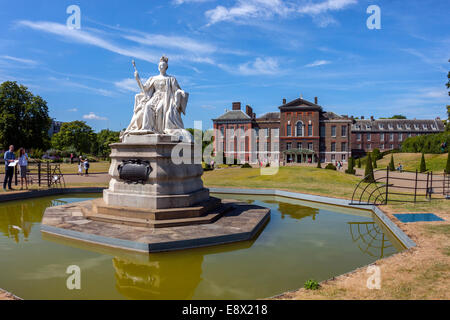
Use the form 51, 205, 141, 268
103, 134, 209, 210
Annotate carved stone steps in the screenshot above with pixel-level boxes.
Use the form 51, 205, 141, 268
84, 203, 232, 228
84, 197, 221, 221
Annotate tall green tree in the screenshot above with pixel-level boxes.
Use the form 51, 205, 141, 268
419, 153, 427, 173
389, 154, 396, 171
372, 152, 378, 168
345, 157, 355, 174
95, 129, 120, 158
364, 153, 375, 183
51, 121, 95, 154
0, 81, 51, 150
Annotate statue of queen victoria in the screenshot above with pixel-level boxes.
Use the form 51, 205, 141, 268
120, 56, 192, 142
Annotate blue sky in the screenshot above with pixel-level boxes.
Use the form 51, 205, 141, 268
0, 0, 449, 132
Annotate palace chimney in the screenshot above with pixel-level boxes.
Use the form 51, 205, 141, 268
370, 116, 374, 121
282, 98, 286, 105
314, 97, 318, 105
361, 116, 365, 120
246, 105, 253, 117
232, 102, 241, 111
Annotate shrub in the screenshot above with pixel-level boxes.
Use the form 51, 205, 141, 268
316, 158, 322, 168
401, 132, 449, 154
325, 163, 336, 170
372, 148, 382, 160
345, 157, 356, 174
304, 279, 320, 290
364, 153, 375, 183
419, 153, 427, 173
389, 154, 396, 171
203, 164, 213, 171
266, 163, 270, 168
241, 163, 252, 168
372, 153, 378, 169
446, 150, 450, 174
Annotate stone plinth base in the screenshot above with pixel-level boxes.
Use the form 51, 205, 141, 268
82, 197, 226, 228
41, 199, 271, 253
105, 134, 208, 210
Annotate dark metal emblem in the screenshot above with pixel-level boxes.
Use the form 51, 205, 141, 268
118, 159, 152, 184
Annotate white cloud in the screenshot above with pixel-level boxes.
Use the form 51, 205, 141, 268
67, 108, 78, 112
114, 78, 138, 92
83, 112, 108, 120
0, 55, 38, 65
17, 20, 161, 64
124, 34, 216, 54
305, 60, 331, 67
206, 0, 291, 25
205, 0, 357, 26
173, 0, 213, 4
238, 57, 279, 75
297, 0, 357, 15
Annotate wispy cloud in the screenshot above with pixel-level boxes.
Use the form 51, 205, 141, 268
114, 78, 138, 92
239, 57, 279, 75
305, 60, 331, 67
17, 20, 160, 64
297, 0, 357, 15
173, 0, 214, 5
83, 112, 108, 120
205, 0, 357, 26
0, 55, 38, 65
67, 108, 78, 112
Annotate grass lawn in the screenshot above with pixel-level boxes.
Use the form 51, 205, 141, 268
203, 166, 362, 199
366, 153, 448, 172
57, 161, 110, 174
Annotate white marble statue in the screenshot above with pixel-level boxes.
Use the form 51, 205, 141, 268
120, 56, 192, 142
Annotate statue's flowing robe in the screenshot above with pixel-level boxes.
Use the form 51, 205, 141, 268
121, 75, 192, 142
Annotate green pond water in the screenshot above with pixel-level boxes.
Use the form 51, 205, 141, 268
0, 193, 404, 300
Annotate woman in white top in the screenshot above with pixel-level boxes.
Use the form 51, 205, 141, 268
18, 148, 29, 190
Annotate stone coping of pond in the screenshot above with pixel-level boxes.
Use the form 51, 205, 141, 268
41, 198, 271, 253
1, 186, 416, 250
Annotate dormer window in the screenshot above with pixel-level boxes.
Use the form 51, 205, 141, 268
431, 124, 436, 130
405, 124, 411, 130
379, 124, 384, 130
366, 125, 371, 130
422, 124, 427, 130
414, 124, 419, 130
388, 124, 393, 130
397, 124, 402, 130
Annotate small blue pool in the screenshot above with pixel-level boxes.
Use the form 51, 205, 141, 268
394, 213, 444, 223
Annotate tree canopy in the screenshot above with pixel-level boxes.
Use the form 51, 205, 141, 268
51, 121, 96, 155
0, 81, 51, 150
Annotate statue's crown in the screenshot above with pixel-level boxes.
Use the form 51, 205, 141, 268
160, 55, 169, 63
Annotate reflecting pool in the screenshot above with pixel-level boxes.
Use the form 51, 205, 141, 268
0, 193, 404, 299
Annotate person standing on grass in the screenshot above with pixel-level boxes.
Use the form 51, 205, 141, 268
78, 156, 83, 176
18, 148, 29, 190
70, 153, 74, 164
84, 158, 90, 176
3, 145, 16, 191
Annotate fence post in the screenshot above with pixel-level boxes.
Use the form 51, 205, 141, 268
14, 165, 18, 186
38, 162, 41, 187
385, 166, 389, 204
47, 161, 50, 187
430, 171, 433, 200
425, 172, 429, 199
414, 169, 418, 203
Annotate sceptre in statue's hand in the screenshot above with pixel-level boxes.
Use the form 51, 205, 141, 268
132, 60, 148, 98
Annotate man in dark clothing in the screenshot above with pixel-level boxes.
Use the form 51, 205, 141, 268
3, 145, 16, 191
